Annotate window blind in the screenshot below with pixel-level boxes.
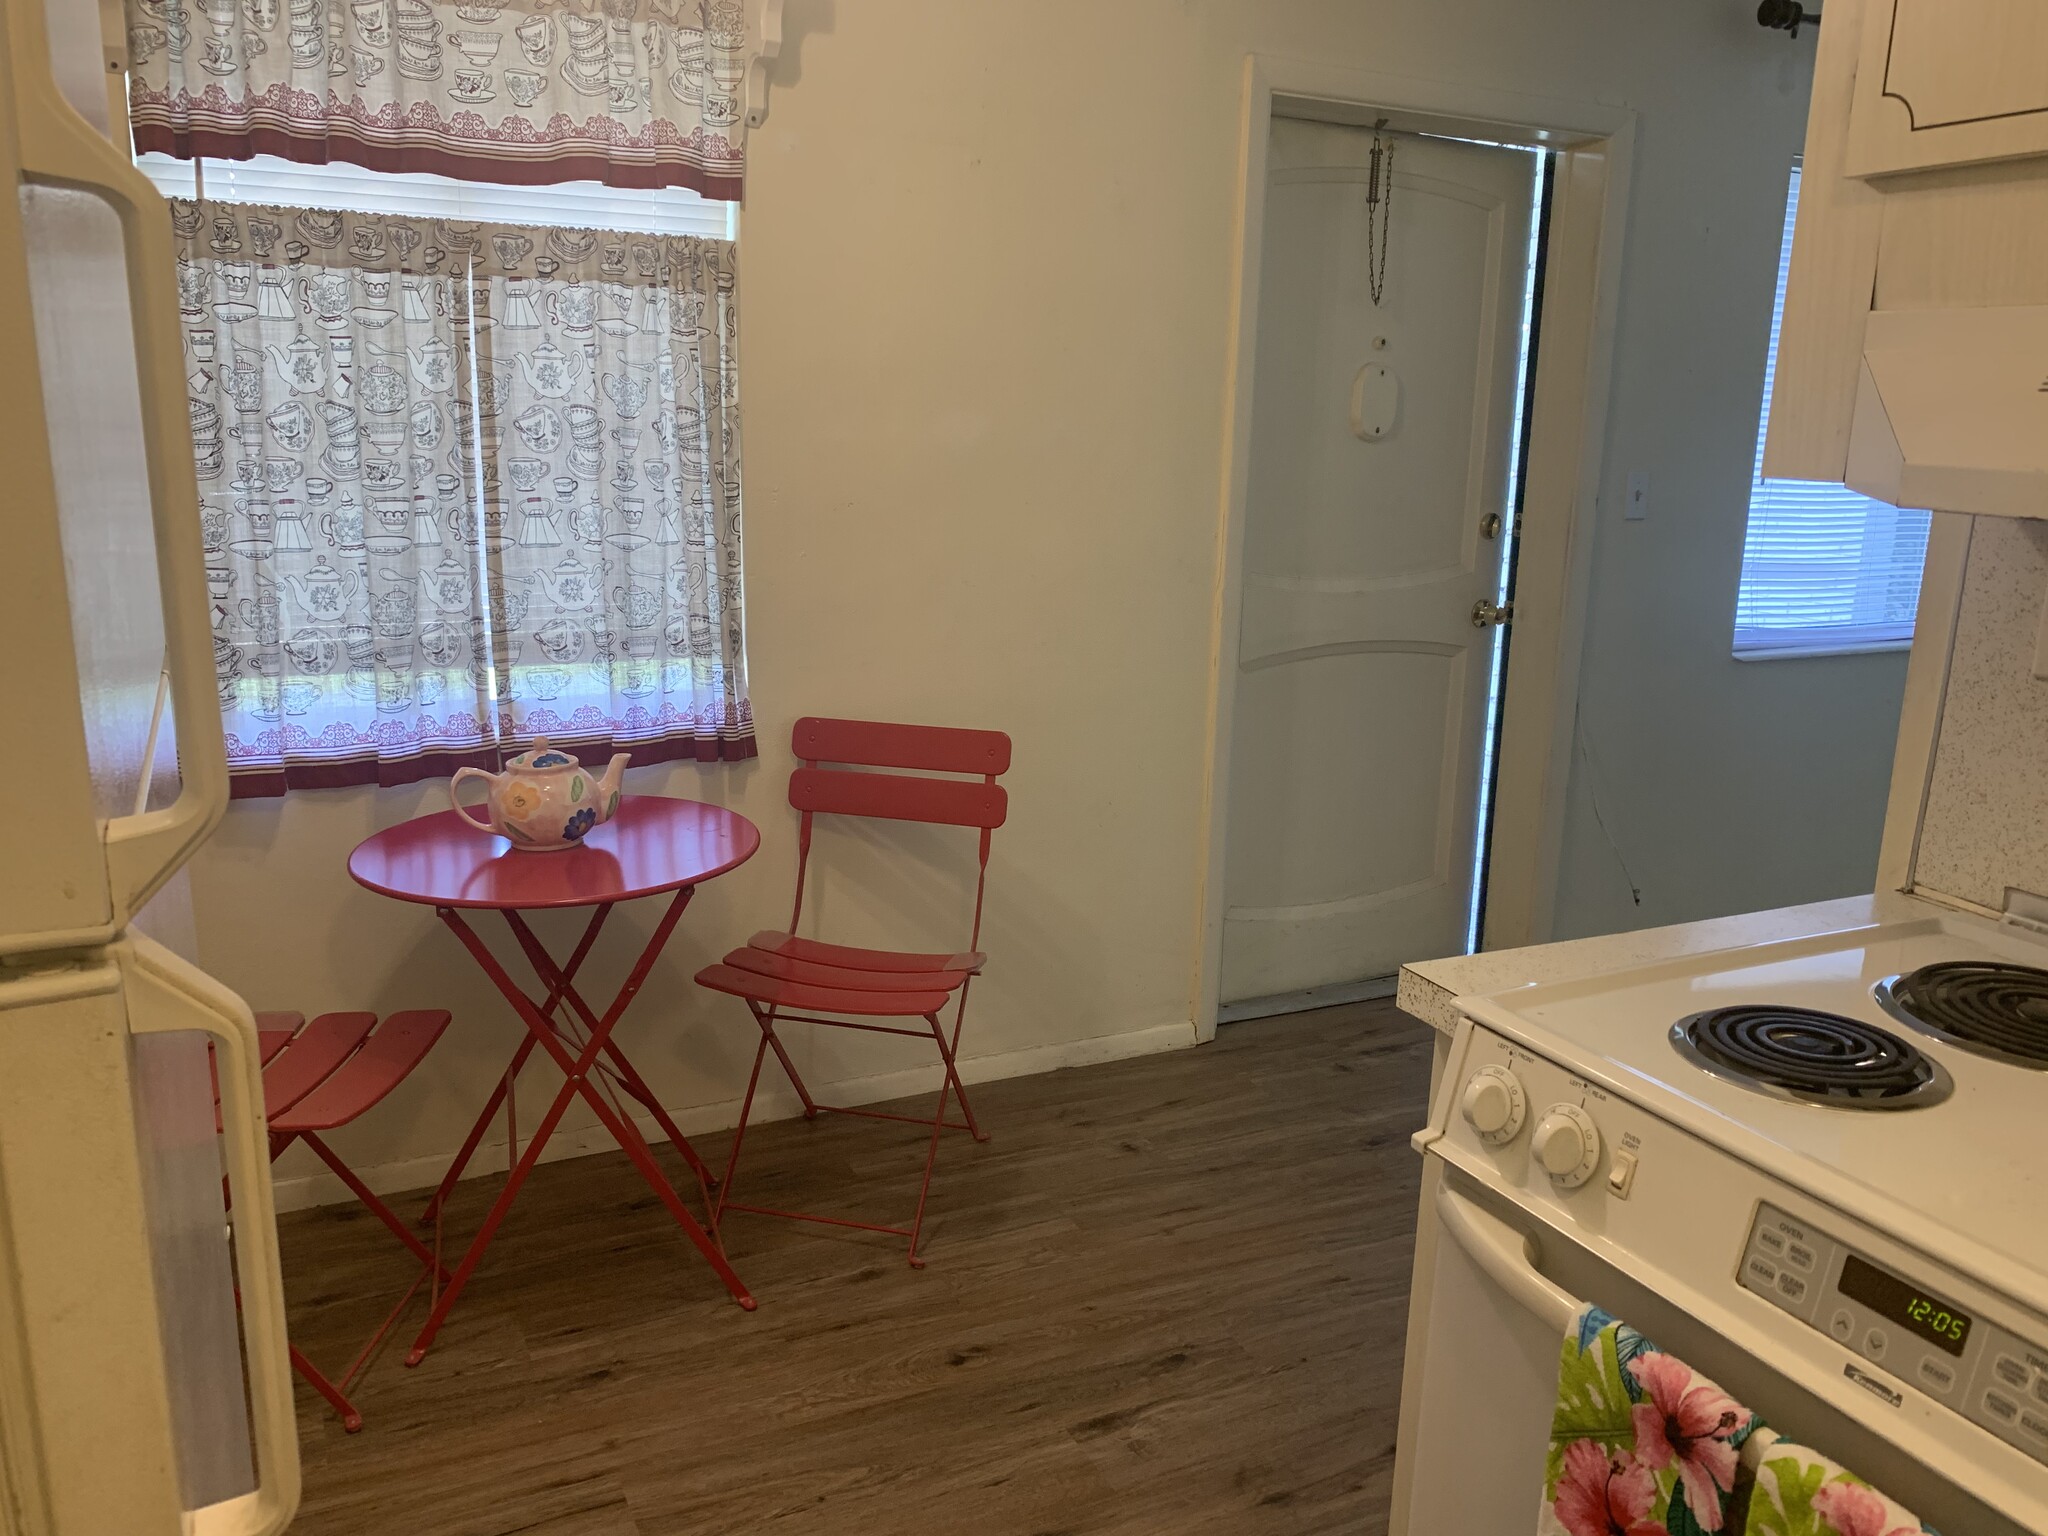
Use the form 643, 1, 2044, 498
135, 153, 735, 242
1733, 163, 1929, 660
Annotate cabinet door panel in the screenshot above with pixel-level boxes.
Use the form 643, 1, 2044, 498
1850, 0, 2048, 175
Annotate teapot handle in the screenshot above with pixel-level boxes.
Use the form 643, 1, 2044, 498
449, 767, 499, 835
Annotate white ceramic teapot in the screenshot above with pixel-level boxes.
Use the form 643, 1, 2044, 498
450, 736, 629, 850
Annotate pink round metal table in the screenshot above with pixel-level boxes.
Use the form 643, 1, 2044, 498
349, 795, 762, 1363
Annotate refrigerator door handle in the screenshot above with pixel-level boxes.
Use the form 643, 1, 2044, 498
124, 937, 299, 1536
1, 0, 229, 922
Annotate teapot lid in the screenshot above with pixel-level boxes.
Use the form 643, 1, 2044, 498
504, 734, 578, 771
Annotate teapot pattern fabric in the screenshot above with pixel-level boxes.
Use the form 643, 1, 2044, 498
126, 0, 747, 199
179, 196, 752, 796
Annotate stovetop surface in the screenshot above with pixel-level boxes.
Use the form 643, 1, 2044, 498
1459, 909, 2048, 1299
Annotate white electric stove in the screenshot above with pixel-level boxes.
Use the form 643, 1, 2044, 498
1389, 904, 2048, 1535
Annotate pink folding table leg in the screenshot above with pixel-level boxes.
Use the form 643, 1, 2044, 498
290, 1342, 362, 1434
420, 905, 612, 1226
504, 911, 722, 1196
405, 891, 753, 1366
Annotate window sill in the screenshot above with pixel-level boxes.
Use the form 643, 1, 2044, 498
1731, 639, 1913, 662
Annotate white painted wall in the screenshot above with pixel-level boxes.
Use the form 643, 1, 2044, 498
185, 0, 1894, 1207
1546, 44, 1909, 938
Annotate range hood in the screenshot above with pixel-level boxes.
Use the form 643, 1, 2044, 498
1844, 307, 2048, 521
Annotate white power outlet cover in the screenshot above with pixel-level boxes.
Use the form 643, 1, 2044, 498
1351, 364, 1399, 440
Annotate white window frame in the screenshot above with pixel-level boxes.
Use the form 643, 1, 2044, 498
1732, 162, 1930, 662
135, 153, 736, 241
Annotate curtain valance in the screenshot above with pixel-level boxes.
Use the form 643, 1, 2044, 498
129, 0, 748, 197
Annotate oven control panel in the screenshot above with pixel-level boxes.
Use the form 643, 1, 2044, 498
1741, 1203, 2048, 1465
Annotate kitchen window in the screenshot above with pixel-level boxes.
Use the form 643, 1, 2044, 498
1732, 163, 1931, 661
151, 159, 753, 794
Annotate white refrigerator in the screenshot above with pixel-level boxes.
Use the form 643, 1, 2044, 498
0, 0, 300, 1523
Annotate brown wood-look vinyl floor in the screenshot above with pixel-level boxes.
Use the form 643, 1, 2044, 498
277, 1001, 1434, 1536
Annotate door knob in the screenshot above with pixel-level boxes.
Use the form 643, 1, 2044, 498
1471, 599, 1514, 628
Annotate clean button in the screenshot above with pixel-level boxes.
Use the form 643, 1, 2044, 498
1918, 1356, 1956, 1393
1745, 1256, 1779, 1289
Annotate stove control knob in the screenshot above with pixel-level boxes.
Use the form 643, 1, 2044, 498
1532, 1105, 1602, 1188
1461, 1065, 1527, 1145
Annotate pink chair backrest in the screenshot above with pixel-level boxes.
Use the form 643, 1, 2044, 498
783, 718, 1012, 943
788, 718, 1010, 830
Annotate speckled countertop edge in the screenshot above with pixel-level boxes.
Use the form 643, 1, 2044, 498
1394, 893, 1908, 1036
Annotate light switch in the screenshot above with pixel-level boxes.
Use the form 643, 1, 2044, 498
1607, 1149, 1638, 1199
1625, 473, 1649, 522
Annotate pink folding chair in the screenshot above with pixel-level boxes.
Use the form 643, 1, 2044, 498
249, 1008, 453, 1431
695, 717, 1010, 1266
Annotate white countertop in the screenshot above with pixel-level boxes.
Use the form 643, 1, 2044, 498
1394, 893, 1924, 1035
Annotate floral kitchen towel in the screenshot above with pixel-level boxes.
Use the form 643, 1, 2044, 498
1741, 1428, 1940, 1536
1539, 1305, 1762, 1535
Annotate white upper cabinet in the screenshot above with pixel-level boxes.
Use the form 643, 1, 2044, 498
1767, 0, 2048, 520
1849, 0, 2048, 176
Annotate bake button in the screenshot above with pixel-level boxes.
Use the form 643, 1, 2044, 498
1863, 1328, 1887, 1361
1984, 1390, 2020, 1425
1777, 1271, 1808, 1302
1745, 1256, 1779, 1289
1785, 1241, 1816, 1272
1756, 1228, 1787, 1256
1995, 1355, 2030, 1390
1829, 1310, 1854, 1342
1917, 1356, 1956, 1393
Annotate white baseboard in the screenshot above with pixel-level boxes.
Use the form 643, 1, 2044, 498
270, 1019, 1197, 1213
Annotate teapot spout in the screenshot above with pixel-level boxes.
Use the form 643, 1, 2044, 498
597, 752, 631, 818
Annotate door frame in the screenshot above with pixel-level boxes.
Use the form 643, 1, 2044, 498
1191, 56, 1637, 1041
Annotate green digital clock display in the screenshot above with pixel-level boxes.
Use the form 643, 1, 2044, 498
1838, 1254, 1972, 1358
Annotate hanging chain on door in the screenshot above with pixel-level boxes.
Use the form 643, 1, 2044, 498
1366, 121, 1394, 307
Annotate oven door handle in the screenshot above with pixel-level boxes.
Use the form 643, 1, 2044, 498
1436, 1182, 1583, 1335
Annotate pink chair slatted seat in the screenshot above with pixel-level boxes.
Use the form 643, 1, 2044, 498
255, 1011, 303, 1067
256, 1008, 453, 1432
695, 717, 1010, 1267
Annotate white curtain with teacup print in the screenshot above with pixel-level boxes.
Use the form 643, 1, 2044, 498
469, 220, 750, 766
129, 0, 749, 197
177, 197, 752, 796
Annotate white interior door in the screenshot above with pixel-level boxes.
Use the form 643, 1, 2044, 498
1221, 120, 1537, 1005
